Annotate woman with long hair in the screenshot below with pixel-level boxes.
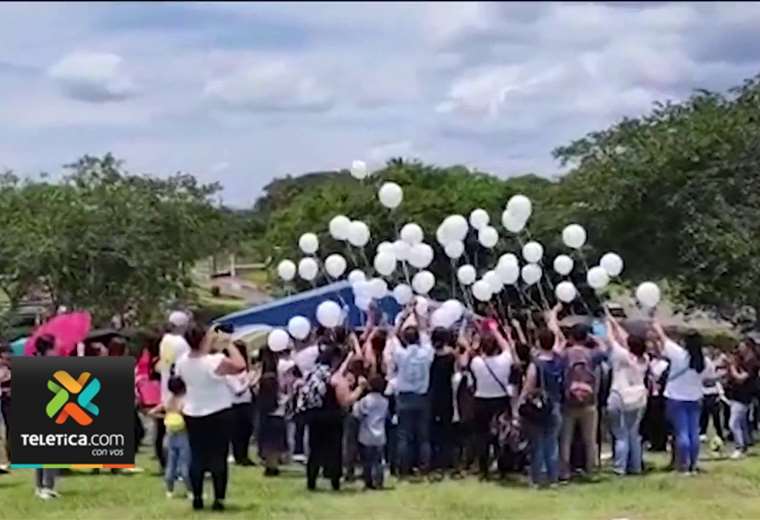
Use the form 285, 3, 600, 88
227, 341, 255, 466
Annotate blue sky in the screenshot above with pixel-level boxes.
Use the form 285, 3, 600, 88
1, 2, 758, 206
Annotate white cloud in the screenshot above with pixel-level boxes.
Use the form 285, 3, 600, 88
48, 51, 137, 102
203, 59, 333, 112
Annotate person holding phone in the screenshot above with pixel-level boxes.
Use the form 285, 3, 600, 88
174, 325, 246, 511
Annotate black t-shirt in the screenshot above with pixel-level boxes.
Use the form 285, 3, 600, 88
726, 374, 756, 404
429, 352, 455, 420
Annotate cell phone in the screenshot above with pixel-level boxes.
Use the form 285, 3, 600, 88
215, 323, 234, 334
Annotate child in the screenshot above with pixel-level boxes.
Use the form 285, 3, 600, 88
352, 375, 389, 489
151, 377, 191, 498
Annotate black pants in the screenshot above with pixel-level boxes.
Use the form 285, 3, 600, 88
430, 413, 453, 471
452, 421, 475, 471
642, 395, 668, 451
230, 402, 253, 463
185, 408, 233, 502
154, 417, 167, 468
293, 413, 307, 456
700, 394, 724, 439
473, 397, 509, 477
307, 412, 344, 490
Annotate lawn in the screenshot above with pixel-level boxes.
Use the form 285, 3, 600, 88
3, 449, 760, 520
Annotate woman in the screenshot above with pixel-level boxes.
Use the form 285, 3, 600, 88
465, 320, 515, 480
653, 321, 705, 474
605, 314, 649, 475
33, 335, 60, 499
227, 341, 255, 466
174, 325, 245, 511
256, 344, 296, 477
518, 328, 563, 487
725, 347, 754, 459
306, 344, 366, 491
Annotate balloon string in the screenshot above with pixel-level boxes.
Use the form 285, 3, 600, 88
450, 259, 457, 299
359, 248, 373, 275
535, 278, 551, 311
344, 244, 359, 270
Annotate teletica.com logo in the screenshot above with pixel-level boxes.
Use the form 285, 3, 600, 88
46, 370, 101, 426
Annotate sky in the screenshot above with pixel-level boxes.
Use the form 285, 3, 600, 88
1, 2, 759, 206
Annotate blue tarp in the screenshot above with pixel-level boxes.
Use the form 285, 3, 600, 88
214, 281, 401, 330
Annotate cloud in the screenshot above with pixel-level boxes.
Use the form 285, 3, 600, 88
48, 52, 137, 102
203, 59, 333, 112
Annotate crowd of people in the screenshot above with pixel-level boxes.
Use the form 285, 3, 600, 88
1, 301, 759, 511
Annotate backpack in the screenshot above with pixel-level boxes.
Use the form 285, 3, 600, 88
295, 365, 331, 415
564, 347, 596, 407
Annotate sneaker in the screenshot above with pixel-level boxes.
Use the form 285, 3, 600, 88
192, 497, 204, 510
166, 491, 174, 499
35, 488, 50, 500
0, 464, 9, 474
730, 449, 745, 460
211, 500, 225, 512
699, 434, 708, 442
292, 454, 307, 464
227, 455, 235, 464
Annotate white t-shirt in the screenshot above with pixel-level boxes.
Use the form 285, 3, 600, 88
158, 333, 190, 404
293, 345, 320, 376
609, 341, 649, 392
470, 351, 512, 398
227, 371, 253, 405
663, 340, 704, 402
175, 353, 232, 417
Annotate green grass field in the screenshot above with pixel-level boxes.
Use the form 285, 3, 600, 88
3, 449, 760, 520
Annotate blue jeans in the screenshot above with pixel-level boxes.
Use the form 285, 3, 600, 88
527, 404, 561, 485
396, 392, 431, 475
729, 401, 751, 451
165, 432, 191, 492
666, 398, 701, 472
359, 444, 385, 488
608, 406, 644, 475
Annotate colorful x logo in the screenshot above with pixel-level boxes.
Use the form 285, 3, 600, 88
46, 370, 100, 426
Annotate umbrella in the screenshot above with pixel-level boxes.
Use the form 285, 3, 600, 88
24, 311, 92, 356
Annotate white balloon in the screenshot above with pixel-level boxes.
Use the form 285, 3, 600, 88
442, 214, 468, 242
348, 269, 366, 285
501, 209, 526, 234
369, 278, 388, 299
329, 215, 351, 241
277, 260, 296, 281
353, 280, 372, 300
472, 280, 493, 302
415, 296, 429, 316
478, 226, 499, 248
356, 296, 372, 311
562, 224, 587, 249
497, 261, 520, 285
374, 251, 397, 276
316, 300, 342, 328
412, 270, 435, 295
350, 159, 368, 179
521, 263, 542, 286
587, 266, 610, 290
436, 225, 450, 246
522, 241, 544, 263
298, 233, 319, 255
287, 316, 311, 340
392, 240, 411, 261
408, 243, 434, 269
636, 282, 661, 308
324, 254, 347, 279
298, 257, 319, 281
600, 252, 624, 277
378, 182, 403, 209
441, 299, 464, 323
348, 221, 371, 247
401, 223, 424, 245
267, 329, 290, 352
377, 241, 394, 254
498, 253, 519, 267
553, 255, 574, 276
431, 308, 453, 329
457, 264, 477, 286
393, 284, 413, 305
484, 270, 503, 293
444, 241, 465, 259
469, 209, 490, 230
507, 194, 532, 221
555, 281, 577, 303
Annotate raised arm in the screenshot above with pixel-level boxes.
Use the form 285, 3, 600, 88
511, 318, 528, 346
215, 334, 246, 375
547, 304, 566, 353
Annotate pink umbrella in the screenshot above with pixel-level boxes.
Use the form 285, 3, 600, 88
24, 311, 92, 356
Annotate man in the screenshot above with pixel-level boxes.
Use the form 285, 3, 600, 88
391, 313, 434, 478
154, 311, 191, 469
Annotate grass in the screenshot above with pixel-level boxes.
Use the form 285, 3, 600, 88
3, 449, 760, 520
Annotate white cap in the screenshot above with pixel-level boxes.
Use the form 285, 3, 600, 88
168, 311, 189, 328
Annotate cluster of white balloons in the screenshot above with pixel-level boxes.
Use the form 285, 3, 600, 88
430, 299, 464, 329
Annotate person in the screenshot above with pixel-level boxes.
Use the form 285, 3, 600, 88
643, 351, 669, 452
353, 375, 389, 489
390, 314, 435, 478
428, 327, 456, 479
149, 377, 191, 498
33, 335, 60, 499
465, 320, 514, 480
700, 347, 724, 443
450, 353, 475, 478
292, 336, 321, 463
725, 348, 754, 459
256, 344, 295, 477
155, 311, 191, 470
227, 341, 256, 466
605, 313, 649, 476
306, 345, 366, 491
174, 325, 245, 511
107, 337, 144, 474
652, 321, 706, 474
518, 328, 563, 487
0, 345, 10, 474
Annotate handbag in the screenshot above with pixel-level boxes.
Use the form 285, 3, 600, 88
519, 361, 553, 426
